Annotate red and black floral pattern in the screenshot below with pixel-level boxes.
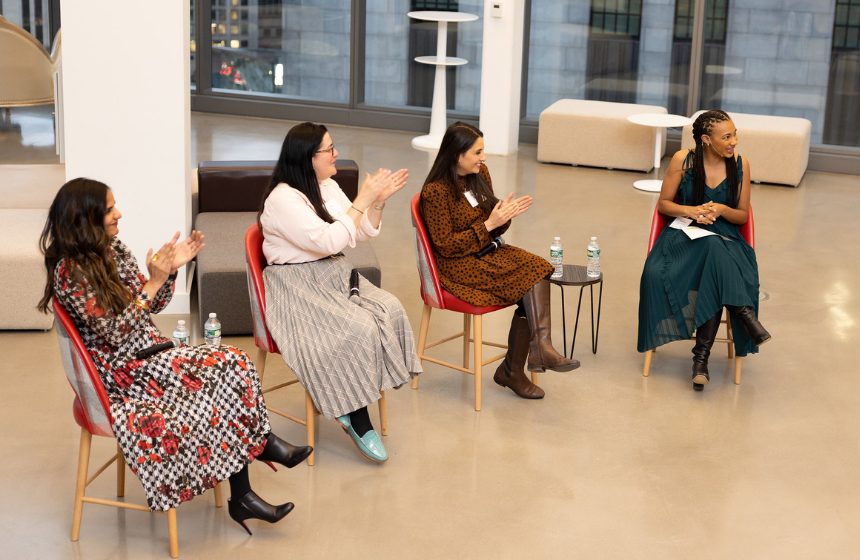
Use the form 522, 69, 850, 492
54, 238, 271, 512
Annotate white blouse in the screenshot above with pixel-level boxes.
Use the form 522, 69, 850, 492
260, 178, 380, 265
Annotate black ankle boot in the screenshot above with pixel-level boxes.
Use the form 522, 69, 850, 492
692, 310, 722, 390
258, 433, 313, 469
228, 490, 294, 535
727, 305, 771, 346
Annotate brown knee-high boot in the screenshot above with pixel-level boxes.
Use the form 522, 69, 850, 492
522, 279, 580, 372
493, 315, 545, 399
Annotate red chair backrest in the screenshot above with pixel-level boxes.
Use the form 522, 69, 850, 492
647, 204, 755, 254
411, 193, 446, 310
53, 297, 115, 438
244, 224, 280, 354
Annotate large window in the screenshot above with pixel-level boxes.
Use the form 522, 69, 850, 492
824, 0, 860, 145
210, 0, 351, 103
697, 0, 860, 146
524, 0, 860, 148
363, 0, 483, 114
0, 0, 53, 49
189, 0, 860, 150
525, 0, 687, 118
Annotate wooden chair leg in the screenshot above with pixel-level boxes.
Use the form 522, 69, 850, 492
214, 482, 223, 508
256, 348, 268, 385
463, 314, 471, 369
734, 356, 742, 384
116, 442, 125, 497
531, 371, 538, 385
725, 310, 735, 359
305, 390, 315, 466
412, 305, 432, 389
474, 315, 482, 411
378, 390, 388, 436
643, 349, 653, 377
167, 508, 178, 558
71, 429, 92, 541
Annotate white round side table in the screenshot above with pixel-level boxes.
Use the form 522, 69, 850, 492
407, 11, 479, 150
627, 113, 693, 192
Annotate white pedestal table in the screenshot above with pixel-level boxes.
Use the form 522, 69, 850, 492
627, 113, 693, 192
407, 11, 479, 150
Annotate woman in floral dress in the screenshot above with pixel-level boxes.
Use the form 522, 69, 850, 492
39, 178, 312, 535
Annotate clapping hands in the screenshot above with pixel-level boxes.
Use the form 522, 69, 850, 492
485, 193, 533, 231
146, 231, 206, 284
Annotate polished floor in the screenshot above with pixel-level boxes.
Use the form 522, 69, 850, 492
2, 107, 860, 559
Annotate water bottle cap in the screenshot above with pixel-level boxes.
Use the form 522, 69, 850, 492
177, 320, 185, 326
209, 313, 217, 318
554, 237, 560, 241
591, 237, 597, 241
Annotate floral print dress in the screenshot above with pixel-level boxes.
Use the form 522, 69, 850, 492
54, 238, 271, 512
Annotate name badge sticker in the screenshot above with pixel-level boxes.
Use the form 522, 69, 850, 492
325, 198, 344, 217
464, 191, 479, 207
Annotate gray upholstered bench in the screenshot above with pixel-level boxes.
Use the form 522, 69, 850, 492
194, 160, 381, 335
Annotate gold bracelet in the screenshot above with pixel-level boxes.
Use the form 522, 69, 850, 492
350, 205, 364, 214
134, 298, 151, 311
373, 201, 385, 211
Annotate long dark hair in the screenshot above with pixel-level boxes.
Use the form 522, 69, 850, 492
38, 178, 131, 314
423, 121, 498, 215
687, 109, 739, 208
258, 122, 335, 229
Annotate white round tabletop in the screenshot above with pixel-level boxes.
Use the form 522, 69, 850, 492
407, 11, 479, 23
705, 64, 743, 75
627, 113, 693, 128
414, 56, 468, 66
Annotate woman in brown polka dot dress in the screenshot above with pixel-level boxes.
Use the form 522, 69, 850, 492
420, 122, 579, 400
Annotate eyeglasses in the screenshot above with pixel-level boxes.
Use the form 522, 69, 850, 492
316, 144, 335, 156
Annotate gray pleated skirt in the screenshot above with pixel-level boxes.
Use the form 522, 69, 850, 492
263, 254, 422, 420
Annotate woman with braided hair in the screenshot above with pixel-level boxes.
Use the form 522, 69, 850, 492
637, 109, 770, 390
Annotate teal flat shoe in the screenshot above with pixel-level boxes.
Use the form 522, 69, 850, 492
336, 416, 388, 463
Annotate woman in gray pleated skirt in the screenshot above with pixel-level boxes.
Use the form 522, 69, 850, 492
258, 122, 421, 463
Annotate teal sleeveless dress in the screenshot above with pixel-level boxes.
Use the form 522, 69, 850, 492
637, 152, 760, 357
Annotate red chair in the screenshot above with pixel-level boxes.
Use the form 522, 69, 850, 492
642, 205, 755, 384
410, 193, 516, 411
53, 297, 222, 558
244, 224, 388, 465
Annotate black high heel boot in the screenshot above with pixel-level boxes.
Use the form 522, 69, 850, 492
228, 491, 294, 536
726, 305, 771, 346
692, 310, 723, 391
257, 433, 313, 471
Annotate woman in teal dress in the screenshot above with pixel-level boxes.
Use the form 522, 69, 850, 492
638, 109, 771, 390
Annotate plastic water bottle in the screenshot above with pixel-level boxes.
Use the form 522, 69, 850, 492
204, 313, 222, 347
587, 237, 601, 278
172, 320, 190, 346
550, 237, 563, 278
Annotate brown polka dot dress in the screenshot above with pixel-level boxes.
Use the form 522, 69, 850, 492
420, 164, 553, 306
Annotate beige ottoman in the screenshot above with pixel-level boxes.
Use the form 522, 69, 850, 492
681, 111, 810, 187
537, 100, 668, 172
0, 209, 54, 330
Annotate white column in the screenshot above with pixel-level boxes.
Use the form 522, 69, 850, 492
478, 0, 525, 156
60, 0, 192, 314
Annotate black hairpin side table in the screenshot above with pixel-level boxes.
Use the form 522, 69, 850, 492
548, 264, 603, 358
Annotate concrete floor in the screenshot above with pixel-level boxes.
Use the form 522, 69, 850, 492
2, 107, 859, 559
